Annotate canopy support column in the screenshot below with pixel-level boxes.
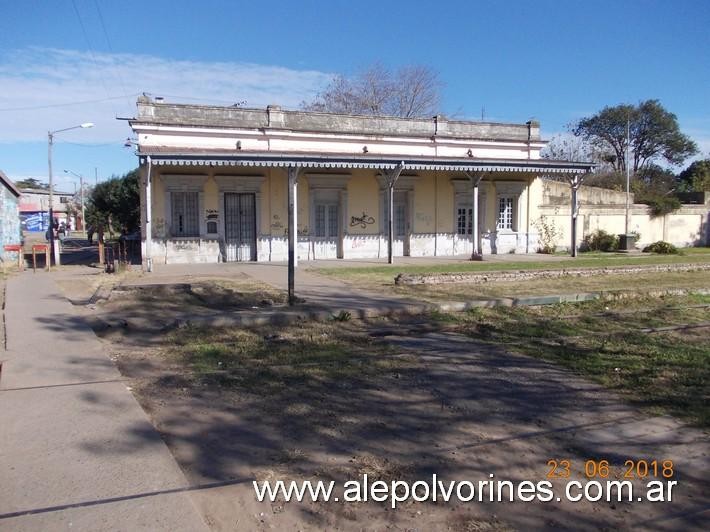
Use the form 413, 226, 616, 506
464, 171, 485, 260
287, 166, 301, 305
145, 156, 153, 272
383, 162, 405, 264
568, 172, 587, 257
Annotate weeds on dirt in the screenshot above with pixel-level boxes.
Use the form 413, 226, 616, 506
441, 295, 710, 427
165, 320, 415, 397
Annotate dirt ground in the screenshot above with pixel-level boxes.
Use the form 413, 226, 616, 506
91, 316, 708, 530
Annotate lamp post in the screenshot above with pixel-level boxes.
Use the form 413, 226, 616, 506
64, 169, 86, 237
48, 123, 93, 265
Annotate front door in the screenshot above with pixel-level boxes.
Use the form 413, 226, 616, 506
455, 198, 485, 255
390, 191, 409, 256
224, 193, 256, 261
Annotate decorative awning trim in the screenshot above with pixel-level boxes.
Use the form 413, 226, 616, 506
141, 153, 594, 174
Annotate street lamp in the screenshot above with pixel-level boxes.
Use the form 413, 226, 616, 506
64, 169, 87, 238
48, 122, 93, 265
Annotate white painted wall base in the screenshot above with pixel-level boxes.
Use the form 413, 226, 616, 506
142, 230, 544, 267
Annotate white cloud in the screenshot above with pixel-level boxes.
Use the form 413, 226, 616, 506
0, 47, 333, 143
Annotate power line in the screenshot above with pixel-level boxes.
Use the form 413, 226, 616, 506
93, 0, 134, 112
56, 139, 130, 148
71, 0, 119, 118
0, 94, 139, 112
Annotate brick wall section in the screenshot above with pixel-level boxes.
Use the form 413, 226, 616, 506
394, 263, 710, 285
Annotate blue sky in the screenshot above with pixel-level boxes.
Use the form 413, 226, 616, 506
1, 0, 709, 191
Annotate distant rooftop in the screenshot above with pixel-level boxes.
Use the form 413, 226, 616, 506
132, 96, 541, 143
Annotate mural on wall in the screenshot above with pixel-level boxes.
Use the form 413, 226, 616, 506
350, 212, 375, 229
1, 185, 21, 261
20, 212, 50, 232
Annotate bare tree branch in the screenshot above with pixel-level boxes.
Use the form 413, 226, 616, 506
302, 63, 442, 118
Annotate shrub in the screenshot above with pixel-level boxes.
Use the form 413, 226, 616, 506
642, 195, 682, 217
580, 229, 619, 252
642, 241, 680, 254
534, 216, 561, 254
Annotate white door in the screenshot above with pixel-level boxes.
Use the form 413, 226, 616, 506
314, 203, 340, 258
456, 205, 474, 255
224, 193, 256, 261
455, 199, 485, 255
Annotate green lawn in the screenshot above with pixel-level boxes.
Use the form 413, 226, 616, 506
309, 248, 710, 298
312, 248, 710, 285
433, 294, 710, 427
390, 270, 710, 302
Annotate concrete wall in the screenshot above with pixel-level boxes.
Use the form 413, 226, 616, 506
0, 184, 21, 263
533, 180, 710, 250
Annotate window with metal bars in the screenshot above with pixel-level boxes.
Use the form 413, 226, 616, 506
171, 191, 199, 237
315, 203, 339, 238
384, 194, 407, 237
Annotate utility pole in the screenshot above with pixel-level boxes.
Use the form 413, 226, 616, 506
80, 174, 85, 237
47, 122, 94, 265
48, 131, 55, 264
625, 116, 631, 236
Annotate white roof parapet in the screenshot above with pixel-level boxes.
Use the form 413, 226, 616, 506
132, 99, 541, 143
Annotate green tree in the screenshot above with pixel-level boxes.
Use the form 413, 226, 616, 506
86, 169, 140, 236
572, 100, 697, 173
677, 158, 710, 192
14, 177, 49, 189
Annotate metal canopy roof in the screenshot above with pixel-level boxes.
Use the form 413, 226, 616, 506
140, 152, 594, 174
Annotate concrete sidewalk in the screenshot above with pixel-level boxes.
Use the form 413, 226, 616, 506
0, 273, 208, 530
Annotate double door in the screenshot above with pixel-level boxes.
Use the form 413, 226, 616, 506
224, 193, 256, 261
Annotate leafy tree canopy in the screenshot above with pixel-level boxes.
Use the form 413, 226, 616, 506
572, 100, 697, 173
677, 158, 710, 192
86, 168, 140, 235
14, 177, 49, 189
303, 63, 442, 118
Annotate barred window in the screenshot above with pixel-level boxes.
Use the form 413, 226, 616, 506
315, 203, 338, 238
171, 191, 199, 237
497, 196, 514, 231
384, 193, 407, 237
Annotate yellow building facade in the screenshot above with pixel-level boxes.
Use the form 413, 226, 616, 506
130, 97, 594, 266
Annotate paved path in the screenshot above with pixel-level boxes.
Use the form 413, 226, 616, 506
0, 272, 208, 531
121, 261, 428, 317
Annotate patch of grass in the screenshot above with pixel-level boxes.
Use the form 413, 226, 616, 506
166, 321, 414, 396
378, 270, 710, 303
443, 296, 710, 427
312, 249, 710, 282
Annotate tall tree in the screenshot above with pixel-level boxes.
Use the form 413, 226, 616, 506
303, 63, 442, 118
86, 169, 140, 235
572, 100, 697, 173
14, 177, 49, 189
677, 158, 710, 192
